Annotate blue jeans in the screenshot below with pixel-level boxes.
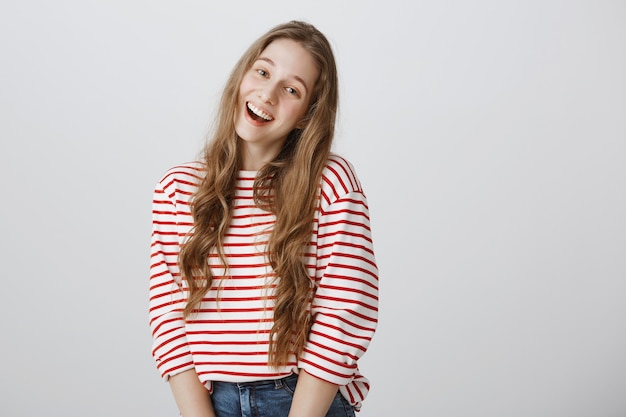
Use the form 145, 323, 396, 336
211, 374, 356, 417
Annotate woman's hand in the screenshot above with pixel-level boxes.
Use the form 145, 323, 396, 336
288, 369, 339, 417
169, 369, 215, 417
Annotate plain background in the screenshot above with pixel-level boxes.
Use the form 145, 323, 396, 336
1, 1, 625, 416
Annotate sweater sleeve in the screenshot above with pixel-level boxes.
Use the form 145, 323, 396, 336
297, 188, 379, 388
148, 178, 195, 379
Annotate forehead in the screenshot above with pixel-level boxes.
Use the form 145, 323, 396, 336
257, 38, 319, 92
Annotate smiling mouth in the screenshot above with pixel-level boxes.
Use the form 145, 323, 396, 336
247, 102, 273, 122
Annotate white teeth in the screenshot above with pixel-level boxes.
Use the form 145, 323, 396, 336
247, 102, 273, 121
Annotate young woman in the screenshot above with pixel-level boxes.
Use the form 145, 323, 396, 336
149, 21, 378, 417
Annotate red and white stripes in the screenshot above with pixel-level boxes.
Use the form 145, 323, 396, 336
149, 155, 378, 409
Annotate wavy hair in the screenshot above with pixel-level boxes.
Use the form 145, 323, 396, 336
179, 20, 339, 368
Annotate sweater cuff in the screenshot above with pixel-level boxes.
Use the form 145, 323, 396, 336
152, 330, 195, 380
296, 349, 357, 387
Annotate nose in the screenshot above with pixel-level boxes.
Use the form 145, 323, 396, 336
259, 83, 277, 105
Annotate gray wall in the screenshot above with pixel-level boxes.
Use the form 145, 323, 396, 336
1, 1, 624, 416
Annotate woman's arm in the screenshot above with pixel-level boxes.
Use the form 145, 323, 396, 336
169, 369, 215, 417
296, 157, 379, 410
150, 171, 198, 378
288, 370, 338, 417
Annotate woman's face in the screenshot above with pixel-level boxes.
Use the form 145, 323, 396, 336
235, 38, 319, 169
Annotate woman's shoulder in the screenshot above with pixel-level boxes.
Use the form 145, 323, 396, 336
320, 153, 365, 200
156, 160, 205, 192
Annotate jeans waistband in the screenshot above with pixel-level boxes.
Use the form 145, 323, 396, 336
215, 373, 298, 389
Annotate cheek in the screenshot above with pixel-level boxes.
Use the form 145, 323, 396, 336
239, 74, 256, 95
293, 102, 311, 121
282, 104, 301, 123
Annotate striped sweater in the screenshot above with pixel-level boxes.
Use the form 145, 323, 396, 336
149, 154, 378, 409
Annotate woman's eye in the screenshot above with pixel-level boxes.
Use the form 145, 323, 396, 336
257, 69, 267, 77
286, 87, 298, 96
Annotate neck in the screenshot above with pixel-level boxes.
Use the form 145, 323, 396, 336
239, 140, 285, 171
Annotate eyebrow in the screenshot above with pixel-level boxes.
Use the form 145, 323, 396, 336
256, 57, 310, 95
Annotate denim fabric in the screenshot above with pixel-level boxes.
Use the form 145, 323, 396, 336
211, 374, 355, 417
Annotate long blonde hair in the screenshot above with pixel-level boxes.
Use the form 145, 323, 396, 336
179, 20, 339, 368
